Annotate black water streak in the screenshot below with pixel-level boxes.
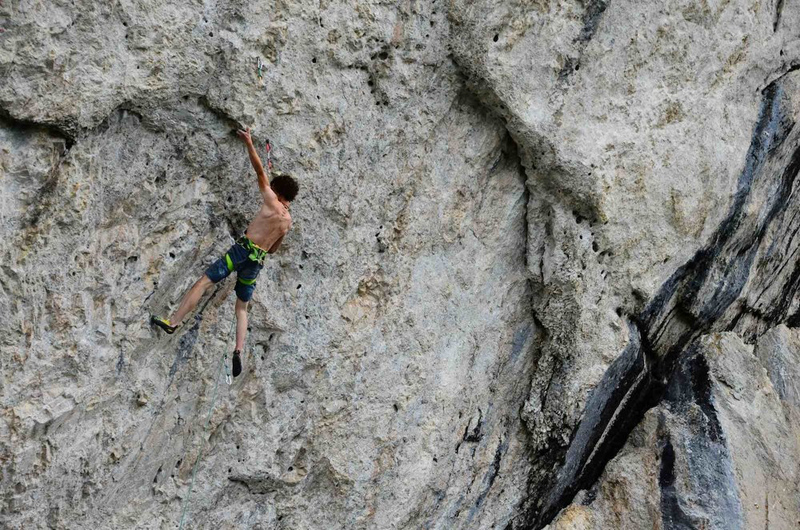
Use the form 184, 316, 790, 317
468, 438, 508, 523
557, 0, 610, 80
576, 0, 610, 44
658, 437, 695, 530
657, 349, 745, 529
774, 0, 785, 32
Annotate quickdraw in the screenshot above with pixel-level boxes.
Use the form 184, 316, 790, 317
223, 352, 232, 385
256, 57, 265, 80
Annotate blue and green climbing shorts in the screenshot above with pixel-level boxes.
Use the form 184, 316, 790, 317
205, 241, 264, 302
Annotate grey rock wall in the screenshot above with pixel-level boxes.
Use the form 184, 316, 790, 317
1, 0, 800, 529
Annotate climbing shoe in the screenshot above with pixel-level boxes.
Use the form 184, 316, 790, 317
151, 315, 178, 334
232, 350, 242, 378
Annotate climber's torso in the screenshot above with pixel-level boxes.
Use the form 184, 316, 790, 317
245, 195, 291, 250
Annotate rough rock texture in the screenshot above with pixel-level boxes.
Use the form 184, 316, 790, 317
546, 328, 800, 530
1, 0, 800, 529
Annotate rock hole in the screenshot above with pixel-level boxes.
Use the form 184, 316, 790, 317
304, 315, 310, 320
615, 307, 622, 317
175, 459, 182, 468
182, 95, 189, 101
228, 468, 232, 473
378, 51, 389, 60
209, 32, 213, 37
122, 21, 128, 27
312, 57, 317, 63
288, 466, 294, 471
269, 333, 274, 341
493, 33, 499, 42
169, 252, 175, 258
261, 355, 264, 360
296, 284, 302, 289
592, 241, 599, 252
575, 63, 580, 71
393, 403, 399, 412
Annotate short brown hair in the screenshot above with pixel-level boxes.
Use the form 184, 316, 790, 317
271, 172, 299, 201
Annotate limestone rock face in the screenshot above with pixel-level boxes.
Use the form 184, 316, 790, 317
1, 0, 799, 529
546, 327, 800, 530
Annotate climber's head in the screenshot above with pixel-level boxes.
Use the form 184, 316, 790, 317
271, 172, 299, 205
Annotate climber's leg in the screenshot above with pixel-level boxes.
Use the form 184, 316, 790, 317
151, 274, 213, 334
234, 297, 248, 352
232, 297, 248, 377
170, 274, 215, 325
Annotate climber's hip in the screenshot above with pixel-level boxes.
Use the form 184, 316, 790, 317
205, 242, 264, 302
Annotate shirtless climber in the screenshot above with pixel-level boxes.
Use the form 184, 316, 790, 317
151, 128, 298, 377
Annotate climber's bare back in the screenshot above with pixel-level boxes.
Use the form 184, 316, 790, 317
246, 190, 291, 251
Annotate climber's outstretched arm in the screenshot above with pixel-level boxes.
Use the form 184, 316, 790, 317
237, 127, 276, 201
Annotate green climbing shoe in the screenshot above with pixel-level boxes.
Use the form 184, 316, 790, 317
151, 315, 178, 334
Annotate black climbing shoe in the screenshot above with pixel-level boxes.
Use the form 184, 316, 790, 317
232, 350, 242, 378
151, 315, 178, 334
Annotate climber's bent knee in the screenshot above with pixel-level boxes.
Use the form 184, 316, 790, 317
234, 280, 256, 302
235, 297, 248, 312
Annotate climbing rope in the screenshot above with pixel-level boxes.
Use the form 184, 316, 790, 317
178, 318, 235, 529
